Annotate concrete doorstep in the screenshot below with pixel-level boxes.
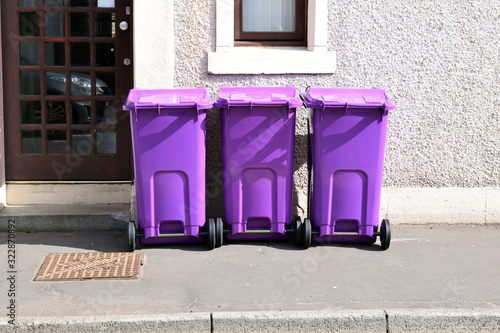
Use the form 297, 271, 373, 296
1, 310, 500, 333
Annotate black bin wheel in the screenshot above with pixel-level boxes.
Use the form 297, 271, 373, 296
380, 219, 391, 250
207, 218, 216, 250
128, 221, 136, 252
216, 218, 224, 248
293, 216, 303, 246
302, 218, 312, 249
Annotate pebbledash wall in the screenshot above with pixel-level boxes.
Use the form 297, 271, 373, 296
133, 0, 500, 224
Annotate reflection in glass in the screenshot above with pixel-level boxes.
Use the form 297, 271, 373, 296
70, 13, 90, 37
96, 0, 114, 8
45, 42, 65, 66
44, 0, 64, 7
20, 42, 40, 66
19, 12, 40, 36
96, 43, 115, 67
72, 130, 92, 155
20, 71, 41, 95
72, 100, 91, 124
96, 72, 115, 95
96, 102, 116, 125
21, 101, 42, 124
22, 130, 42, 153
46, 101, 66, 124
46, 71, 66, 95
70, 43, 90, 66
19, 0, 39, 6
95, 13, 115, 38
70, 72, 92, 96
97, 131, 116, 154
47, 130, 67, 153
70, 0, 89, 6
45, 12, 64, 37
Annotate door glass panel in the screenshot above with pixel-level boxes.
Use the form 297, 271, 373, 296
19, 12, 40, 36
70, 42, 90, 66
70, 13, 90, 37
21, 101, 42, 124
46, 71, 66, 95
45, 42, 65, 66
20, 42, 40, 66
95, 13, 115, 38
46, 101, 66, 124
47, 130, 67, 153
96, 0, 115, 8
72, 101, 91, 124
22, 130, 42, 153
96, 72, 115, 95
20, 0, 39, 6
45, 12, 65, 37
96, 43, 115, 66
70, 0, 89, 7
72, 130, 92, 155
96, 101, 116, 125
20, 71, 41, 95
70, 72, 92, 96
97, 131, 116, 154
44, 0, 64, 7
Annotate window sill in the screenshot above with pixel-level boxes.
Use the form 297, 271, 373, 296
208, 47, 336, 75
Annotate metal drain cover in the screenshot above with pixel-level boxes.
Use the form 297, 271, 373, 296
34, 252, 145, 281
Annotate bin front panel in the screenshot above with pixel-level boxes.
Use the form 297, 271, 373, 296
221, 105, 296, 236
131, 107, 206, 241
311, 107, 388, 239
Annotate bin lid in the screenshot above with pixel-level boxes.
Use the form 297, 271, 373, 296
214, 86, 302, 108
301, 86, 396, 111
123, 87, 213, 111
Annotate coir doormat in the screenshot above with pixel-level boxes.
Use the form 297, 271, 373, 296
34, 252, 145, 281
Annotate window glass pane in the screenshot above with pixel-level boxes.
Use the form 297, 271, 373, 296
96, 101, 116, 125
19, 0, 39, 7
21, 101, 42, 124
20, 71, 41, 95
45, 42, 65, 66
70, 0, 89, 6
70, 72, 92, 96
72, 130, 92, 155
96, 72, 115, 95
19, 12, 40, 36
72, 101, 91, 124
46, 101, 66, 124
71, 42, 90, 66
96, 43, 115, 67
47, 130, 67, 153
44, 0, 64, 7
46, 71, 66, 95
96, 0, 114, 8
95, 13, 115, 38
22, 130, 42, 153
45, 12, 65, 37
242, 0, 295, 32
20, 42, 40, 66
71, 13, 90, 37
96, 131, 116, 154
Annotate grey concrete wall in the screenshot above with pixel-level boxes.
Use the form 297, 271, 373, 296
172, 1, 500, 218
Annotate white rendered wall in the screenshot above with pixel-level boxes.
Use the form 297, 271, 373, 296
136, 0, 500, 223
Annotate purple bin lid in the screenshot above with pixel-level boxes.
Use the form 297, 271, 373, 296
123, 87, 213, 111
301, 86, 396, 111
214, 85, 302, 109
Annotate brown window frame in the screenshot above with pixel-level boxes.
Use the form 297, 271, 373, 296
234, 0, 307, 46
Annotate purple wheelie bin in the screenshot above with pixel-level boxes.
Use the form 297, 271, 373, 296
123, 87, 220, 251
215, 86, 302, 241
300, 86, 395, 250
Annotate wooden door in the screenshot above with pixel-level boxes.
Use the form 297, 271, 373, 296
2, 0, 132, 180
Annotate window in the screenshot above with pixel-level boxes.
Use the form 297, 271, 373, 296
208, 0, 336, 74
234, 0, 306, 46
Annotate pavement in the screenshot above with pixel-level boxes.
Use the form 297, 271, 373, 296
1, 224, 500, 332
